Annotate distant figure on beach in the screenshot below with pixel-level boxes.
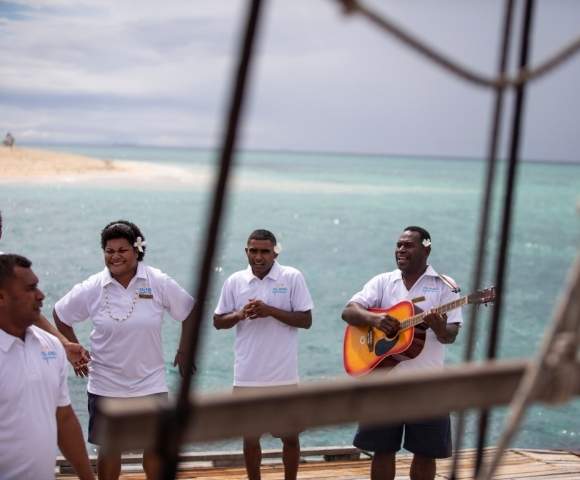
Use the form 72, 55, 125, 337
213, 229, 313, 480
0, 254, 94, 479
0, 209, 90, 369
342, 226, 462, 480
3, 132, 14, 148
53, 220, 195, 480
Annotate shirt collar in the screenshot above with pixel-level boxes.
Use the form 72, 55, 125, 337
243, 261, 281, 283
0, 328, 17, 352
101, 262, 147, 287
395, 264, 438, 281
424, 265, 438, 277
0, 325, 44, 352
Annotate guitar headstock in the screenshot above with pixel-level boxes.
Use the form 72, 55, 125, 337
467, 286, 496, 306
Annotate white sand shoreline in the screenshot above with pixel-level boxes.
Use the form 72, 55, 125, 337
0, 146, 476, 194
0, 146, 212, 187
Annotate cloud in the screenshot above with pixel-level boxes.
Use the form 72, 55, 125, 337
0, 0, 579, 161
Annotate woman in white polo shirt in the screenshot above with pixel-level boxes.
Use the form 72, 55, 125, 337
54, 220, 195, 480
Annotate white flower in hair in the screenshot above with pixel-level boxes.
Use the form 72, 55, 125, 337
422, 238, 432, 248
274, 243, 282, 254
134, 236, 147, 253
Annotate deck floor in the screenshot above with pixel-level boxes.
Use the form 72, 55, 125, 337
56, 448, 580, 479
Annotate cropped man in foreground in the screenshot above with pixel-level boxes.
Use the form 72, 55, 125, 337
0, 253, 94, 479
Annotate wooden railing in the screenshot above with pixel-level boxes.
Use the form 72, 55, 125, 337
95, 358, 580, 454
91, 252, 580, 480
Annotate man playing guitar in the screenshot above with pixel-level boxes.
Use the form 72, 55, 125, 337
342, 226, 462, 480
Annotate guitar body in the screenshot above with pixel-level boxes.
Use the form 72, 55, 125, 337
343, 300, 425, 377
342, 286, 495, 377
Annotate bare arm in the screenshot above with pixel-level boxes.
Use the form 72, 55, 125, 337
436, 323, 460, 344
34, 313, 71, 344
213, 310, 245, 330
274, 309, 311, 329
342, 302, 400, 337
56, 405, 95, 480
423, 311, 461, 344
54, 310, 80, 343
34, 313, 90, 373
342, 302, 378, 327
173, 308, 197, 377
177, 309, 194, 353
244, 299, 312, 329
54, 310, 90, 377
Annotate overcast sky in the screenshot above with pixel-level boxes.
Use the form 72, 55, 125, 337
1, 0, 579, 161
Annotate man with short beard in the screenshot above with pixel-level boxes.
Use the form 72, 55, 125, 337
342, 226, 462, 480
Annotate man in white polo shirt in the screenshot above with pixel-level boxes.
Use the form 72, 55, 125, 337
342, 226, 462, 480
0, 253, 94, 480
214, 229, 313, 480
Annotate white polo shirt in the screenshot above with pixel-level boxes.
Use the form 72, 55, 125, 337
215, 261, 313, 386
55, 262, 194, 397
0, 326, 70, 479
349, 265, 462, 372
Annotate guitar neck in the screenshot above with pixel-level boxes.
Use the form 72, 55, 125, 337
401, 296, 469, 330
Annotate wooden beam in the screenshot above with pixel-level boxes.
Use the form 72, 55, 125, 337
56, 446, 361, 473
96, 359, 580, 453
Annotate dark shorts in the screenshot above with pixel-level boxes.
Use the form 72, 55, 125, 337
87, 391, 169, 445
353, 416, 452, 458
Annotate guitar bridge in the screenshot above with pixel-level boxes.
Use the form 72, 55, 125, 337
367, 328, 374, 352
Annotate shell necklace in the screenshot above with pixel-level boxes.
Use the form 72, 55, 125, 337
104, 284, 138, 322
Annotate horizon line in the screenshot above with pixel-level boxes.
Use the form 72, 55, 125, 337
20, 141, 580, 166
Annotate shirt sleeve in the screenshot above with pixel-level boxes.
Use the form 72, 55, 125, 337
348, 274, 383, 309
290, 272, 313, 312
214, 277, 235, 315
162, 275, 195, 322
54, 281, 91, 326
56, 341, 71, 407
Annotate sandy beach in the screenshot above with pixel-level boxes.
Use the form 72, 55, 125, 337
0, 146, 125, 176
0, 146, 477, 194
0, 146, 211, 187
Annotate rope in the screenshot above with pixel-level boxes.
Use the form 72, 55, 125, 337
156, 1, 265, 478
335, 0, 580, 90
476, 256, 580, 480
449, 1, 515, 478
475, 0, 536, 475
148, 2, 580, 478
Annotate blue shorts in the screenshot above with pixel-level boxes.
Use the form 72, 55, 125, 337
87, 391, 168, 445
353, 416, 452, 458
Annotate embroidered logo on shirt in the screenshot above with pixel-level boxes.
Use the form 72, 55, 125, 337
423, 286, 440, 293
41, 349, 58, 363
138, 287, 153, 299
272, 285, 288, 294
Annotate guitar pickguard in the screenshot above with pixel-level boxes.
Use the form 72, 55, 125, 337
374, 336, 399, 356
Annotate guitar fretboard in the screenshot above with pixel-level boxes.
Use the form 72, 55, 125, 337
400, 296, 469, 330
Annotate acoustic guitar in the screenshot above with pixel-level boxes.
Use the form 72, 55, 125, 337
343, 287, 496, 376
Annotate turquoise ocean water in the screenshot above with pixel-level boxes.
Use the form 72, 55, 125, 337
1, 145, 578, 454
